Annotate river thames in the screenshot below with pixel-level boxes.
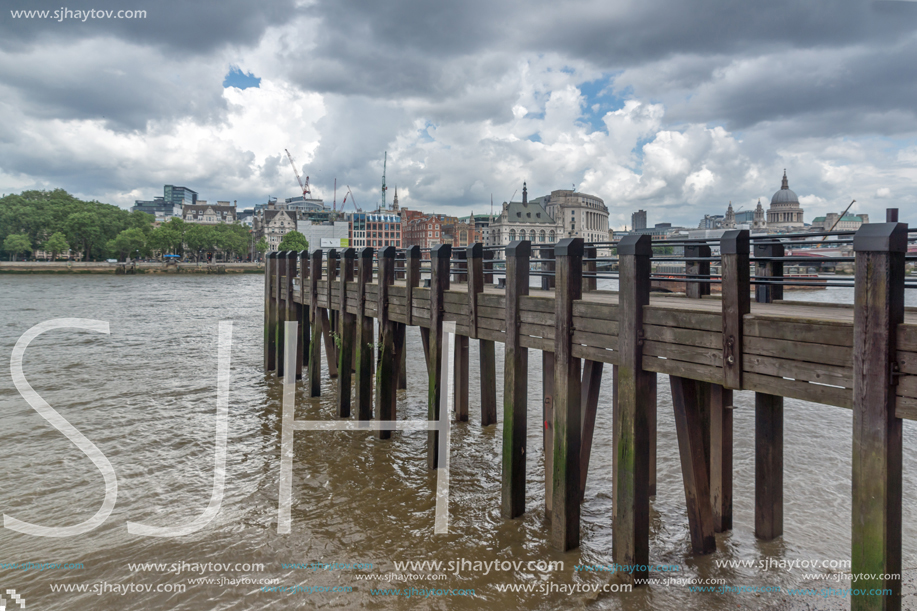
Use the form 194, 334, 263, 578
1, 274, 915, 610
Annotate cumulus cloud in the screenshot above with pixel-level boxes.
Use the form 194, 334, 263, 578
0, 0, 915, 228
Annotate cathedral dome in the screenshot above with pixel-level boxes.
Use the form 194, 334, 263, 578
771, 170, 798, 205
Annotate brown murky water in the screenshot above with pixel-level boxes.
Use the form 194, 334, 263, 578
1, 275, 915, 610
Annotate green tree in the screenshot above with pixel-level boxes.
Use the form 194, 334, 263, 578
107, 227, 148, 261
43, 232, 69, 260
65, 211, 103, 261
4, 234, 32, 260
256, 236, 268, 260
185, 224, 217, 261
278, 231, 309, 252
148, 225, 181, 258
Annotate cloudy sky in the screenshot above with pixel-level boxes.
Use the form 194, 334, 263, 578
2, 0, 916, 228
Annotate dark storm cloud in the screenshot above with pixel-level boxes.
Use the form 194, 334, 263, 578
2, 0, 296, 54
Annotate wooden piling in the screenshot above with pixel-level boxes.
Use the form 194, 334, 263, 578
721, 230, 749, 390
612, 234, 652, 582
851, 222, 906, 611
284, 251, 299, 378
297, 250, 309, 381
375, 246, 397, 438
336, 248, 356, 418
670, 375, 717, 554
542, 245, 556, 517
355, 248, 375, 421
453, 249, 469, 422
502, 240, 530, 519
275, 251, 288, 377
308, 250, 323, 397
753, 240, 783, 540
468, 244, 497, 426
324, 250, 339, 379
580, 359, 602, 503
428, 244, 451, 469
551, 238, 583, 551
264, 252, 277, 371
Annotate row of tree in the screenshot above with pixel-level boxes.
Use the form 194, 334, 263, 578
0, 189, 291, 262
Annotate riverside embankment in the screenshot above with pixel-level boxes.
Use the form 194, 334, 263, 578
0, 261, 264, 274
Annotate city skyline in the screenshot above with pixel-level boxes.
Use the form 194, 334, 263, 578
1, 1, 915, 229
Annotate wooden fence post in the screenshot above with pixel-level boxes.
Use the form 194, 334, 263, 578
721, 230, 749, 390
336, 248, 356, 418
453, 249, 469, 422
428, 244, 451, 468
686, 242, 731, 531
502, 240, 530, 519
552, 238, 583, 551
685, 244, 711, 299
275, 251, 288, 377
308, 250, 323, 397
468, 244, 497, 426
355, 247, 375, 421
284, 251, 299, 378
753, 241, 783, 540
541, 246, 556, 517
297, 250, 309, 381
851, 222, 906, 611
583, 245, 597, 292
612, 234, 652, 582
324, 250, 339, 379
375, 246, 397, 438
264, 252, 277, 371
580, 242, 603, 504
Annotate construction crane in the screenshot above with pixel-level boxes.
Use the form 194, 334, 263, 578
284, 148, 311, 199
340, 186, 361, 213
821, 199, 856, 242
381, 151, 388, 210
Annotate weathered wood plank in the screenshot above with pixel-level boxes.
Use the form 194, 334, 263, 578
745, 335, 853, 368
573, 301, 618, 321
355, 248, 375, 420
744, 316, 853, 347
644, 324, 722, 349
644, 341, 722, 368
374, 247, 398, 438
721, 230, 750, 389
336, 248, 356, 418
744, 354, 853, 388
572, 330, 617, 349
572, 344, 619, 365
642, 356, 723, 386
644, 307, 721, 332
428, 245, 451, 469
743, 371, 852, 408
573, 317, 620, 336
308, 250, 323, 397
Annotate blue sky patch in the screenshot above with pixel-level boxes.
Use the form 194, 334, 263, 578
223, 66, 261, 89
577, 73, 627, 134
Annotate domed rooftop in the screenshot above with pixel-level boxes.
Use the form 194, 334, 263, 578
771, 170, 799, 205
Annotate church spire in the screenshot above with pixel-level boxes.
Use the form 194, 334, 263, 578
781, 169, 789, 190
522, 181, 528, 205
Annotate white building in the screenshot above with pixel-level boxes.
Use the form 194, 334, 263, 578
296, 221, 350, 253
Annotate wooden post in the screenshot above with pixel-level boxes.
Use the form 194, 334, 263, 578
428, 244, 451, 468
552, 238, 582, 551
583, 245, 597, 292
851, 222, 906, 611
753, 241, 783, 540
375, 246, 397, 438
670, 375, 717, 554
355, 247, 374, 421
579, 359, 603, 503
612, 234, 652, 582
685, 244, 711, 299
264, 252, 277, 371
468, 244, 497, 426
502, 240, 530, 518
284, 251, 299, 378
297, 251, 310, 381
336, 248, 356, 418
275, 251, 288, 377
541, 245, 556, 517
323, 249, 339, 379
453, 249, 469, 422
308, 250, 323, 397
754, 242, 784, 304
396, 247, 408, 391
720, 230, 749, 390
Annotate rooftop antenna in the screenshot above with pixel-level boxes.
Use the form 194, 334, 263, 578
490, 194, 493, 218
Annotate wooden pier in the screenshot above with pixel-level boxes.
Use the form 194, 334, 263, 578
264, 225, 915, 610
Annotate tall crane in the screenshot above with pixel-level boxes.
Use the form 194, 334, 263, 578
340, 186, 361, 212
284, 148, 311, 199
381, 151, 388, 210
821, 200, 856, 242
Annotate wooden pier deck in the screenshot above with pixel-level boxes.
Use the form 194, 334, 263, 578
264, 226, 914, 610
